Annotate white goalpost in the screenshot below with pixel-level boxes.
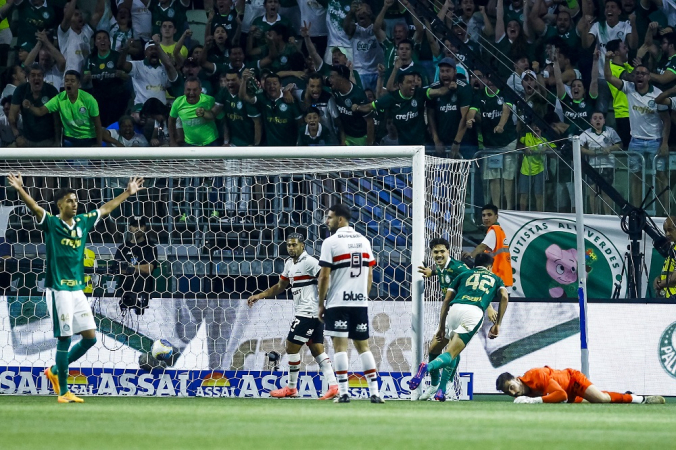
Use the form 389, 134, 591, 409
0, 146, 471, 400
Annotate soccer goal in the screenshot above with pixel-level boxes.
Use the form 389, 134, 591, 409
0, 147, 471, 400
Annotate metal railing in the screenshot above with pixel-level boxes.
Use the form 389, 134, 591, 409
469, 150, 647, 222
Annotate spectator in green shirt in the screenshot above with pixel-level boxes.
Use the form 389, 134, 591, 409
205, 24, 231, 67
329, 64, 374, 145
518, 124, 554, 212
210, 69, 262, 146
248, 0, 296, 60
9, 63, 60, 147
375, 0, 422, 69
169, 76, 219, 146
168, 56, 215, 98
1, 0, 57, 49
383, 39, 428, 93
150, 0, 190, 39
83, 30, 129, 127
465, 72, 518, 210
258, 23, 301, 75
352, 72, 449, 146
240, 69, 303, 146
209, 0, 244, 36
23, 70, 103, 147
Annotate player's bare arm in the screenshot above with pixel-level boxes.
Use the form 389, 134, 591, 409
317, 266, 331, 322
489, 287, 509, 339
7, 173, 45, 223
486, 304, 498, 323
247, 279, 290, 307
464, 242, 489, 259
99, 177, 145, 218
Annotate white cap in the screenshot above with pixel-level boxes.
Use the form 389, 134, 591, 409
521, 70, 537, 80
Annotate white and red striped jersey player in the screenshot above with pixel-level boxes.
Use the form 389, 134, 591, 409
319, 226, 377, 309
280, 251, 322, 318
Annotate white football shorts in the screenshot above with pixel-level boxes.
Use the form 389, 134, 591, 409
46, 289, 96, 338
444, 303, 484, 342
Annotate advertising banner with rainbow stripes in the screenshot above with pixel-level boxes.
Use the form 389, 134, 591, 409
0, 367, 474, 399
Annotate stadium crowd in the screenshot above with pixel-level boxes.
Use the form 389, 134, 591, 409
0, 0, 675, 213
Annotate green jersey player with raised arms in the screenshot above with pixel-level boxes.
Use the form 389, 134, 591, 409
7, 173, 144, 403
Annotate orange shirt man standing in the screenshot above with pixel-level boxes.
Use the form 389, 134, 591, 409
463, 204, 513, 288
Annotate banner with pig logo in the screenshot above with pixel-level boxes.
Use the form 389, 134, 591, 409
499, 212, 642, 298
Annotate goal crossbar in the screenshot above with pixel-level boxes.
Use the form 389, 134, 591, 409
0, 146, 420, 160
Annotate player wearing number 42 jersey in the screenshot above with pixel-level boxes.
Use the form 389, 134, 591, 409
318, 203, 383, 404
497, 366, 665, 404
248, 233, 339, 400
409, 253, 509, 393
416, 237, 497, 401
7, 173, 144, 403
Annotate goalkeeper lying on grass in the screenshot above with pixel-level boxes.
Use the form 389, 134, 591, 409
496, 366, 665, 404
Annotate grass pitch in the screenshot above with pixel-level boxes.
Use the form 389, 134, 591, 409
1, 395, 675, 450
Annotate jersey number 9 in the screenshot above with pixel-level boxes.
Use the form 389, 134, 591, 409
350, 253, 362, 278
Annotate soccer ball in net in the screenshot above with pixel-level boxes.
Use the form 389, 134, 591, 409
151, 339, 174, 361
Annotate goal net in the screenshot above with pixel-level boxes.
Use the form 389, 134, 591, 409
0, 147, 471, 400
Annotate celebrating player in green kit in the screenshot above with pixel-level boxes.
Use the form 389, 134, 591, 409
409, 253, 509, 396
417, 238, 496, 401
7, 173, 144, 403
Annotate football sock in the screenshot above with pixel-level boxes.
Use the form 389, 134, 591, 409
428, 353, 441, 387
67, 337, 97, 365
428, 352, 454, 372
287, 353, 301, 389
438, 355, 460, 394
315, 352, 338, 386
360, 351, 379, 397
334, 352, 349, 396
439, 367, 451, 394
51, 337, 98, 376
55, 338, 71, 396
604, 391, 636, 403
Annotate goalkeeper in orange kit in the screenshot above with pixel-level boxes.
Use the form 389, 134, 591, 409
496, 366, 665, 404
